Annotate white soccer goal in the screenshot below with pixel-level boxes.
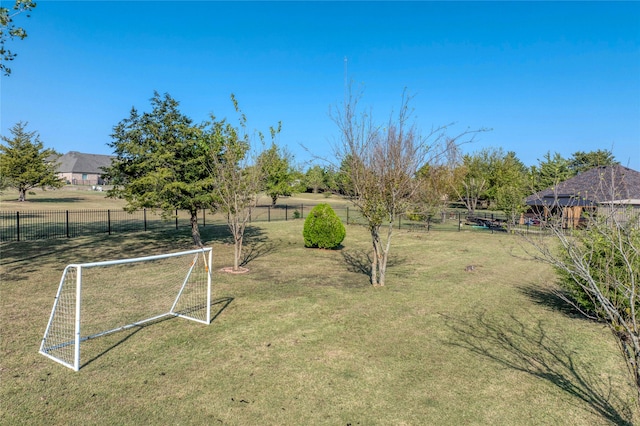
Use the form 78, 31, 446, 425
39, 247, 213, 371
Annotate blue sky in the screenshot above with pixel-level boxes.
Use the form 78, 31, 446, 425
2, 1, 639, 171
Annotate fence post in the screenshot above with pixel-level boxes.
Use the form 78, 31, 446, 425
66, 210, 70, 238
203, 209, 206, 227
175, 209, 178, 229
301, 204, 304, 219
285, 205, 288, 221
346, 207, 349, 225
144, 208, 147, 231
458, 212, 461, 231
268, 205, 271, 222
108, 210, 112, 235
16, 211, 20, 242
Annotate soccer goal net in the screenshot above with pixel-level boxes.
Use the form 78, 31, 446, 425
39, 247, 213, 371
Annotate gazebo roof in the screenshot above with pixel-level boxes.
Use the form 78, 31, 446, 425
526, 165, 640, 207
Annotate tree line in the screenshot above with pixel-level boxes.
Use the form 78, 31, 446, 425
0, 118, 619, 217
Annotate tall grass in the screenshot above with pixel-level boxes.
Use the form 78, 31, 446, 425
0, 218, 636, 424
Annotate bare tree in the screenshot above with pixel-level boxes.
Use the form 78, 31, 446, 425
520, 166, 640, 407
332, 87, 475, 286
202, 95, 277, 272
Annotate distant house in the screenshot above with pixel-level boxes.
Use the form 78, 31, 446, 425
55, 151, 115, 186
525, 164, 640, 227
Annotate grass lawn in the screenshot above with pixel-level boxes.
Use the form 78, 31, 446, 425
1, 216, 637, 424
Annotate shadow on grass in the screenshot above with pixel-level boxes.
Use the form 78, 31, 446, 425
82, 297, 234, 370
341, 249, 407, 277
341, 249, 372, 276
4, 227, 214, 265
440, 311, 634, 425
18, 197, 86, 203
240, 241, 277, 267
1, 225, 262, 282
202, 224, 275, 268
518, 284, 591, 321
240, 226, 276, 267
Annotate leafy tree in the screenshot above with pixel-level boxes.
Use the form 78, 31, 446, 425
530, 150, 619, 193
415, 138, 464, 217
569, 149, 618, 175
104, 92, 215, 247
305, 165, 327, 193
531, 151, 572, 192
481, 147, 510, 206
455, 152, 490, 215
521, 181, 640, 406
257, 136, 297, 205
416, 164, 463, 218
289, 168, 307, 194
304, 165, 339, 194
1, 0, 36, 75
453, 148, 530, 217
0, 173, 8, 193
201, 94, 278, 272
322, 166, 339, 193
335, 154, 357, 196
0, 121, 63, 201
492, 151, 528, 228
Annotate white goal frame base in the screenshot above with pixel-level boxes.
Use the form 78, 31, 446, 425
39, 247, 213, 371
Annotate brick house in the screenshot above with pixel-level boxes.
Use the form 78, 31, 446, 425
55, 151, 114, 186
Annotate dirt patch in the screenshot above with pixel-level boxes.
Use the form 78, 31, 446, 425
219, 266, 250, 274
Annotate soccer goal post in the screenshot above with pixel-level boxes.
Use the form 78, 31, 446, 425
39, 247, 213, 371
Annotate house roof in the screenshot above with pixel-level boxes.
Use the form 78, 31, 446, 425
55, 151, 114, 174
526, 164, 640, 207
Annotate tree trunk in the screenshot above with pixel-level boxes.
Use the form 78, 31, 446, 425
377, 248, 386, 286
371, 226, 388, 287
18, 188, 26, 202
378, 222, 394, 287
233, 233, 243, 271
190, 210, 203, 247
370, 227, 378, 285
271, 194, 278, 206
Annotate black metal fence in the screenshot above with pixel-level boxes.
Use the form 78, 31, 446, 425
0, 205, 517, 242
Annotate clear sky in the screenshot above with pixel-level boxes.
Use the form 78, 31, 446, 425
2, 1, 639, 171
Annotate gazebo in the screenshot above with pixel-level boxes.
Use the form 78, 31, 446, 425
525, 164, 640, 228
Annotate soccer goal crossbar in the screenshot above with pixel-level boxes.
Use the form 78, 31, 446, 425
39, 247, 213, 371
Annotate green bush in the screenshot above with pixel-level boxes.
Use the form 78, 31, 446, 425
303, 203, 346, 249
556, 219, 639, 319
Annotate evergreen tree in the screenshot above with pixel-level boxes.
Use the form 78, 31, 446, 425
258, 138, 297, 205
0, 121, 63, 201
531, 151, 572, 192
569, 149, 618, 175
104, 92, 215, 247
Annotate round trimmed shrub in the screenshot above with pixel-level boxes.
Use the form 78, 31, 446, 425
303, 203, 346, 249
